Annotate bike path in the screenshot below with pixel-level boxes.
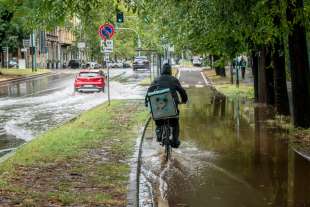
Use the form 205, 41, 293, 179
178, 67, 210, 88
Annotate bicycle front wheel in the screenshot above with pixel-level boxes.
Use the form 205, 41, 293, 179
165, 141, 171, 162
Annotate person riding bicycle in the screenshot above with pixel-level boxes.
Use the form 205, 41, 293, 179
145, 63, 188, 148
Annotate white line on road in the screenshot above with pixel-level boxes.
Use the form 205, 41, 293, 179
200, 71, 211, 86
177, 68, 181, 79
195, 85, 204, 88
182, 84, 190, 88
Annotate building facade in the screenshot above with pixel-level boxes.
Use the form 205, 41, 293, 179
29, 27, 77, 69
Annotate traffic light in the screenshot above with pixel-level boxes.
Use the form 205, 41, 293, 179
116, 12, 124, 23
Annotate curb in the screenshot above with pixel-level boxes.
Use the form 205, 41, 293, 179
0, 72, 53, 86
127, 116, 152, 207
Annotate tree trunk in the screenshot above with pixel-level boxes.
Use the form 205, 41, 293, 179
265, 48, 275, 106
272, 40, 290, 116
271, 0, 290, 116
287, 0, 310, 127
0, 51, 4, 68
257, 47, 268, 103
230, 62, 234, 84
252, 51, 259, 102
257, 47, 275, 105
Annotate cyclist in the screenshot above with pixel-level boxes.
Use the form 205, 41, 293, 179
145, 63, 188, 148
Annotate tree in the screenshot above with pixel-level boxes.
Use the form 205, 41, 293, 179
125, 0, 309, 126
287, 0, 310, 127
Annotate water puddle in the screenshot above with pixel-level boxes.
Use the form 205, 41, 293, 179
139, 87, 310, 207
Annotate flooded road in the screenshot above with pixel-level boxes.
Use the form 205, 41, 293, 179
140, 86, 310, 207
0, 69, 148, 153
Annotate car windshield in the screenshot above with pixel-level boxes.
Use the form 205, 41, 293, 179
135, 56, 147, 60
79, 72, 99, 77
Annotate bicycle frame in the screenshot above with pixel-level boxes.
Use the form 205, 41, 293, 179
161, 120, 172, 162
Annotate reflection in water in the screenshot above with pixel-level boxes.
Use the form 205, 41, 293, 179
140, 87, 310, 207
294, 151, 310, 206
0, 74, 67, 98
254, 106, 288, 207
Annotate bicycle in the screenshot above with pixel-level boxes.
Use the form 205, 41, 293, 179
159, 120, 173, 162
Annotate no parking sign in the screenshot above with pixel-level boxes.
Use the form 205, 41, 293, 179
98, 23, 115, 106
98, 23, 115, 41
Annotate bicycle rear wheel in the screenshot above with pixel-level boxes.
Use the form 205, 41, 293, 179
162, 125, 171, 162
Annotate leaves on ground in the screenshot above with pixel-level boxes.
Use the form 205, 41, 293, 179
0, 100, 148, 206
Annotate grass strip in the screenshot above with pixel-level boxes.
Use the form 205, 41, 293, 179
0, 69, 50, 76
204, 69, 254, 99
0, 69, 50, 82
0, 100, 148, 206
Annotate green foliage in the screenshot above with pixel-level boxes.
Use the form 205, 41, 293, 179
0, 1, 27, 49
124, 0, 309, 60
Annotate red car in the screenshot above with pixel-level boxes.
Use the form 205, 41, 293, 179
74, 70, 106, 92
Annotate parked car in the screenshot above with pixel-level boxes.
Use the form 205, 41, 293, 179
86, 62, 101, 69
9, 58, 18, 68
123, 61, 131, 68
74, 70, 106, 93
133, 56, 150, 70
3, 58, 18, 68
192, 56, 203, 67
108, 61, 123, 68
68, 59, 81, 69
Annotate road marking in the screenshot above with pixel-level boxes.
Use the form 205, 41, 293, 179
200, 71, 211, 86
195, 84, 204, 88
182, 84, 190, 88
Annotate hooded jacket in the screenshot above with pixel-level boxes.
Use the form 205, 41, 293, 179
145, 65, 188, 106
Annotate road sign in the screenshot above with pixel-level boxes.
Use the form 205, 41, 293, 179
21, 48, 27, 52
106, 40, 113, 49
100, 40, 114, 53
98, 23, 115, 41
23, 39, 30, 48
77, 42, 86, 49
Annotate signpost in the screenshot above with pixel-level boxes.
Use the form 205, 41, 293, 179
98, 23, 115, 106
2, 47, 9, 69
23, 39, 30, 48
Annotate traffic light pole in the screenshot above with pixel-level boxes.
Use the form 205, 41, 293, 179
104, 52, 111, 106
6, 46, 8, 69
31, 32, 37, 72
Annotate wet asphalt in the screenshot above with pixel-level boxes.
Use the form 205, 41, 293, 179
0, 69, 149, 153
